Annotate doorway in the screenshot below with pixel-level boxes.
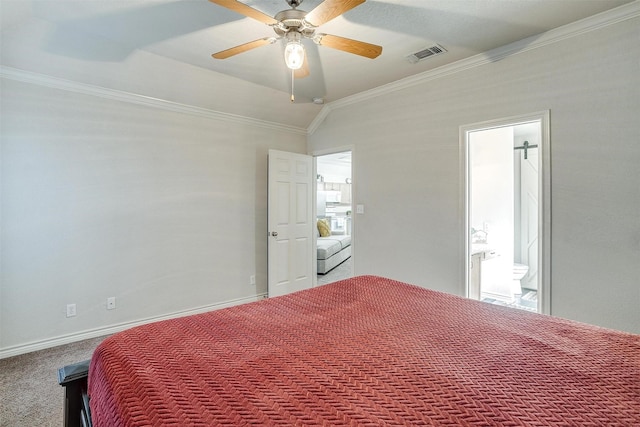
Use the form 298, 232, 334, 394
314, 150, 354, 285
461, 112, 550, 314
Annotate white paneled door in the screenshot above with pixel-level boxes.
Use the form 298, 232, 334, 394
268, 150, 313, 297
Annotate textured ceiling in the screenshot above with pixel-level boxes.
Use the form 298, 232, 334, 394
1, 0, 635, 129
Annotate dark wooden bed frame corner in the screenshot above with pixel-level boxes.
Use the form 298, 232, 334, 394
58, 359, 92, 427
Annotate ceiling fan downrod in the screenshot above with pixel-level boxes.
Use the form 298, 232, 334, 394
286, 0, 303, 8
290, 68, 295, 103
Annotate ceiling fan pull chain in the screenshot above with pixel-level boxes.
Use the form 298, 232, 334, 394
290, 68, 295, 103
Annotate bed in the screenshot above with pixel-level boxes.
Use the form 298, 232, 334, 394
60, 276, 639, 426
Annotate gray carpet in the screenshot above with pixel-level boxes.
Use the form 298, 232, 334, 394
317, 257, 353, 286
0, 336, 107, 427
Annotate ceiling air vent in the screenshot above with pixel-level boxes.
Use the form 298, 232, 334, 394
407, 44, 447, 64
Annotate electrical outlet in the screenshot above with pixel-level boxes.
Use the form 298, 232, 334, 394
66, 304, 76, 318
107, 297, 116, 310
250, 275, 256, 286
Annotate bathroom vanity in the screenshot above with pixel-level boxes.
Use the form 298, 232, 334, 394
469, 245, 497, 300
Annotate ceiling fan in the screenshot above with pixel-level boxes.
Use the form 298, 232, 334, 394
209, 0, 382, 99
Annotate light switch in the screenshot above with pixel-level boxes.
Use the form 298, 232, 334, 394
356, 204, 365, 214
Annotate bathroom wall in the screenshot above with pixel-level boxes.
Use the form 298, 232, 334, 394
470, 126, 514, 298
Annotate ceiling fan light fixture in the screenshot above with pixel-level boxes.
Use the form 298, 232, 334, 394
284, 31, 305, 70
284, 41, 305, 69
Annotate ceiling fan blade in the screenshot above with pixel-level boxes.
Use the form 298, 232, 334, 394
305, 0, 365, 27
316, 34, 382, 59
208, 0, 278, 25
212, 37, 273, 59
294, 56, 310, 79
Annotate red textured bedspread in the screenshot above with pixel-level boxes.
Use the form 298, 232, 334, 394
88, 276, 640, 426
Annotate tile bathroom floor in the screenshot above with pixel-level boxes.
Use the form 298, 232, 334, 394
482, 290, 538, 312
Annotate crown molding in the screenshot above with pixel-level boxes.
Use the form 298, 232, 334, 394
308, 1, 640, 134
0, 66, 308, 136
307, 104, 333, 135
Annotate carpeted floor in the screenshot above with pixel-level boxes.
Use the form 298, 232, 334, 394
317, 257, 352, 286
0, 336, 107, 427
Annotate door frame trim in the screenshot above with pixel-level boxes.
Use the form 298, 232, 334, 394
460, 111, 551, 314
310, 145, 355, 287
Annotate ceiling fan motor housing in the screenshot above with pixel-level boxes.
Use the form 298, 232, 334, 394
274, 9, 316, 38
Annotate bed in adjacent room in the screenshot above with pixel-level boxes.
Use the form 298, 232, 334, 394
60, 275, 640, 426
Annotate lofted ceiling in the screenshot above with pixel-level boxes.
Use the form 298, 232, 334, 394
1, 0, 634, 130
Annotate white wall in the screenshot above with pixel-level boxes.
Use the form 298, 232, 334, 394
0, 79, 306, 355
308, 16, 640, 333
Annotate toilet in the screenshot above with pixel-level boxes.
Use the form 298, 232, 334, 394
513, 263, 529, 283
511, 263, 529, 300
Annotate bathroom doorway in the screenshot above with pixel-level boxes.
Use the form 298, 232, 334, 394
461, 112, 550, 314
314, 150, 354, 285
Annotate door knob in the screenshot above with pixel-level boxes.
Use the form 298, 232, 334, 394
270, 231, 278, 237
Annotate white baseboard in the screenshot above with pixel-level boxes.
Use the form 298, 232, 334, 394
0, 293, 267, 359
